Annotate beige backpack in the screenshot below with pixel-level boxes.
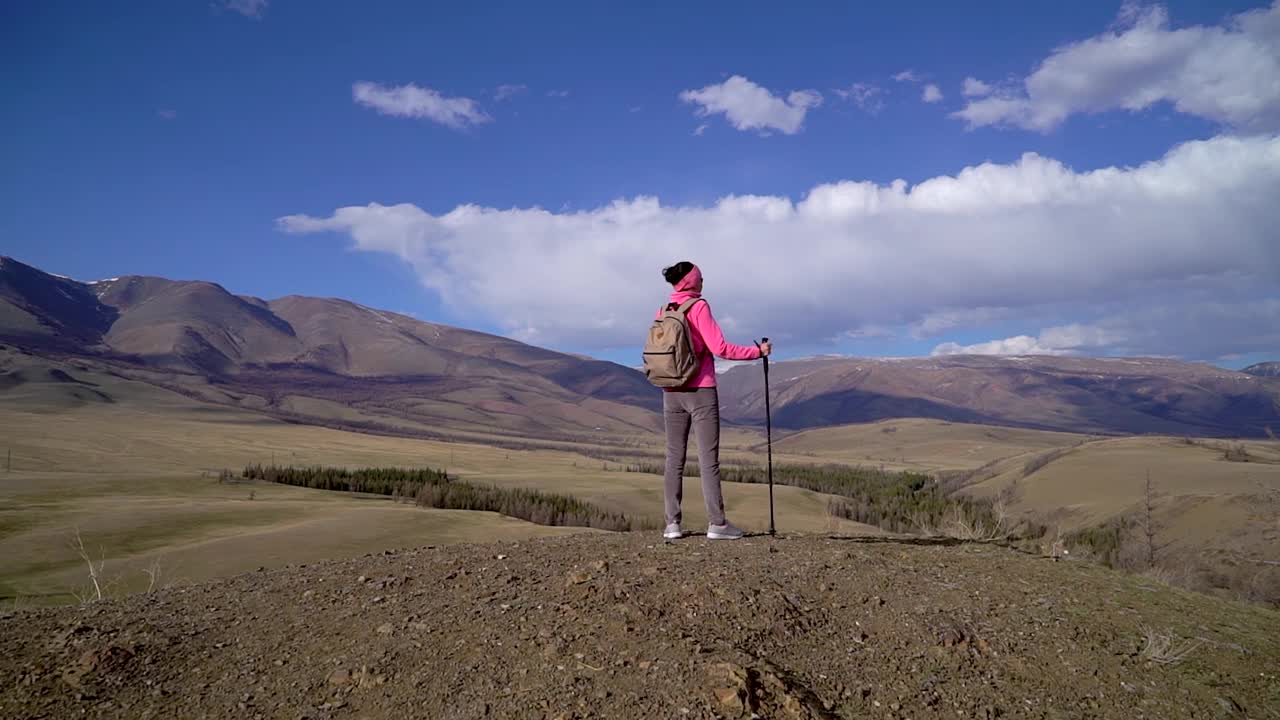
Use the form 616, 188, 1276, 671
642, 298, 704, 387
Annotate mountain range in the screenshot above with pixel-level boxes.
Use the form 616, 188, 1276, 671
717, 354, 1279, 437
2, 255, 1277, 438
0, 256, 660, 439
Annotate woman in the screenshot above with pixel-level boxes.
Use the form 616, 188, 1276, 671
657, 261, 771, 540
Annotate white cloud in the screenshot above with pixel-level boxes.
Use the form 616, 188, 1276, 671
1048, 301, 1280, 358
922, 84, 943, 103
546, 89, 571, 98
834, 82, 884, 114
892, 70, 921, 83
931, 298, 1280, 359
493, 84, 527, 101
961, 77, 993, 97
278, 134, 1280, 356
156, 109, 177, 120
224, 0, 267, 18
932, 322, 1127, 357
352, 82, 491, 129
679, 75, 822, 135
932, 335, 1070, 357
693, 123, 710, 137
955, 2, 1280, 132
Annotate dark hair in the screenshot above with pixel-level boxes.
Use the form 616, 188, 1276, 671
662, 261, 695, 285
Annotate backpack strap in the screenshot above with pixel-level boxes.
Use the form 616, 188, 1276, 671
673, 298, 703, 316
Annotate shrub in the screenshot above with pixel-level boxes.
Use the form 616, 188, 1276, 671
243, 464, 649, 531
1222, 443, 1250, 462
1062, 517, 1135, 567
1023, 447, 1073, 477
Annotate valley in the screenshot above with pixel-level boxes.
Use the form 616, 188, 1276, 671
2, 255, 1278, 611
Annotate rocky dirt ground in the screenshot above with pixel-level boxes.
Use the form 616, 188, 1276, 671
2, 532, 1278, 719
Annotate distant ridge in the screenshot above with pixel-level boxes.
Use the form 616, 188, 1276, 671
715, 354, 1280, 438
0, 256, 661, 438
4, 255, 1278, 438
1242, 361, 1280, 377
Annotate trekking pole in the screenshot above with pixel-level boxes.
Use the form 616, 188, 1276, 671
756, 337, 774, 536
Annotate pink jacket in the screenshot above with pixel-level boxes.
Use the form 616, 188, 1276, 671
655, 290, 762, 389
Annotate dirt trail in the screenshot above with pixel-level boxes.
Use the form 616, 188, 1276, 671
2, 533, 1278, 719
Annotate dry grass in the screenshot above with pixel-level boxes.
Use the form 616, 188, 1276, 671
940, 500, 1009, 542
1140, 627, 1203, 666
5, 351, 1277, 607
69, 528, 106, 604
0, 358, 879, 605
765, 418, 1088, 472
965, 436, 1280, 544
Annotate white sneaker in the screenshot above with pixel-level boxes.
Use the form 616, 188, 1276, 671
707, 522, 744, 540
663, 523, 684, 539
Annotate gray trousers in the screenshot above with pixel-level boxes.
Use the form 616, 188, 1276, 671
663, 387, 726, 527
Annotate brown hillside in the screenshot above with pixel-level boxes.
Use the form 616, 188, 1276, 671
100, 278, 302, 373
0, 257, 116, 347
2, 533, 1276, 719
0, 258, 662, 438
1243, 361, 1280, 378
718, 355, 1280, 437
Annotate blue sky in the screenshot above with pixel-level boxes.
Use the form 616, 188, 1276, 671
3, 1, 1278, 367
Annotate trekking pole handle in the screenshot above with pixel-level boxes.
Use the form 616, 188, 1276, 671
756, 337, 770, 362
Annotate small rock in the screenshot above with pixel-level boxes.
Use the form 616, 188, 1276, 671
376, 623, 394, 635
713, 686, 743, 711
1217, 697, 1245, 715
591, 560, 609, 572
566, 570, 592, 586
937, 626, 965, 648
302, 590, 314, 600
711, 662, 748, 684
357, 575, 368, 584
326, 669, 351, 686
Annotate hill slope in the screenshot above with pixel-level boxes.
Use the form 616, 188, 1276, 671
2, 533, 1276, 719
1243, 361, 1280, 378
718, 355, 1280, 437
0, 257, 661, 438
0, 256, 116, 348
